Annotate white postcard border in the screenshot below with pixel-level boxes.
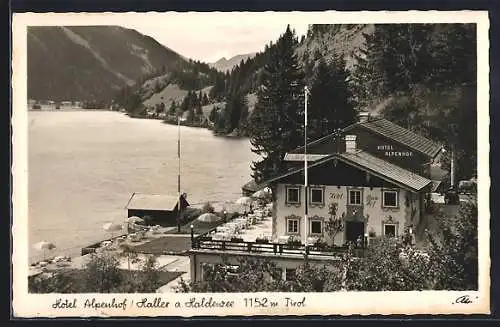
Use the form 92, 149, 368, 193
12, 10, 491, 317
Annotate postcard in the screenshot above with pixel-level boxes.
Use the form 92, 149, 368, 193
12, 10, 490, 317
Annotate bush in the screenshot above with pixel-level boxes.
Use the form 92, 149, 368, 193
29, 271, 82, 293
202, 202, 215, 214
255, 236, 269, 244
181, 208, 202, 223
287, 235, 302, 247
29, 253, 166, 293
83, 252, 123, 293
230, 237, 244, 243
313, 238, 329, 250
116, 255, 162, 293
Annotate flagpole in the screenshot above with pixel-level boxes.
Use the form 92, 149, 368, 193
304, 86, 309, 251
177, 116, 181, 232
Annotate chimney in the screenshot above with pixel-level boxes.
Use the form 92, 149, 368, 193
358, 111, 371, 123
345, 135, 357, 153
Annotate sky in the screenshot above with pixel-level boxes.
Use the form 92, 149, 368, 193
17, 11, 482, 63
120, 12, 311, 63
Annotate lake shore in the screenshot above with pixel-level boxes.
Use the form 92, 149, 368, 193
27, 110, 257, 262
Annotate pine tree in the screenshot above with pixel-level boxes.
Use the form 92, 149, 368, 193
352, 24, 433, 105
223, 92, 248, 133
186, 106, 195, 124
308, 57, 357, 140
354, 23, 476, 179
248, 25, 305, 183
209, 106, 218, 123
195, 98, 203, 122
168, 100, 177, 116
181, 92, 190, 112
239, 96, 250, 129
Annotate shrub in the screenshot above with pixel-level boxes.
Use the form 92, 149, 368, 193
313, 238, 329, 250
117, 255, 162, 293
255, 236, 269, 244
202, 202, 215, 214
287, 235, 302, 246
29, 271, 82, 293
83, 252, 123, 293
181, 208, 202, 223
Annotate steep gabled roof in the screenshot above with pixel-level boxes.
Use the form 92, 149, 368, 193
261, 151, 432, 192
284, 153, 330, 161
126, 193, 188, 211
346, 118, 443, 158
290, 118, 443, 159
340, 151, 432, 191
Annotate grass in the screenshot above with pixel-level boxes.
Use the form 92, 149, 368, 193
129, 236, 192, 255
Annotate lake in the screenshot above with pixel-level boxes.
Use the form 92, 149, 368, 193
27, 110, 257, 261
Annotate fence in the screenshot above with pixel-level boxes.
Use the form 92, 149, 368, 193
191, 233, 365, 258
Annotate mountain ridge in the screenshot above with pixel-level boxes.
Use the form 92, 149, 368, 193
209, 52, 257, 72
28, 26, 188, 102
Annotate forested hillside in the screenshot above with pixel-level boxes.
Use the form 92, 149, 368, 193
28, 26, 187, 103
113, 23, 476, 181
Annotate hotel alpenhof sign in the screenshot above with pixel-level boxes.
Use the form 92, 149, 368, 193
377, 145, 413, 157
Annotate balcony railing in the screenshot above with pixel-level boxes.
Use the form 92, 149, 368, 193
191, 234, 366, 258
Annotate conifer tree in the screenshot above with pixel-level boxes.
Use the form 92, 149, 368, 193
168, 100, 177, 116
353, 23, 476, 179
195, 99, 203, 121
224, 92, 248, 133
248, 25, 305, 183
351, 24, 433, 105
308, 57, 357, 140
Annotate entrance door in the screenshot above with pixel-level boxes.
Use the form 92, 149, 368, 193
345, 221, 364, 245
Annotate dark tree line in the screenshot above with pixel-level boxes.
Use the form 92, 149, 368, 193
111, 23, 477, 181
248, 25, 357, 183
113, 58, 224, 117
351, 24, 476, 180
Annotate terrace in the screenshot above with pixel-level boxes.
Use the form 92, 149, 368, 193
190, 203, 362, 258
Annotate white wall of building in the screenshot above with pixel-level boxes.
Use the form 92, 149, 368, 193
274, 183, 418, 245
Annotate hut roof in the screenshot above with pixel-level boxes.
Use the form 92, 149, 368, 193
126, 193, 188, 211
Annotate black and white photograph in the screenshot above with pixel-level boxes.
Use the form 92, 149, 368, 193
12, 11, 490, 316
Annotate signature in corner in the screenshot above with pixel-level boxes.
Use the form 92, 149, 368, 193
453, 295, 475, 304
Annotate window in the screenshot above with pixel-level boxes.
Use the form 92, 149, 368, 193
346, 134, 357, 153
348, 189, 362, 205
310, 187, 324, 205
287, 219, 299, 234
285, 268, 296, 281
383, 190, 398, 208
286, 186, 300, 204
384, 224, 397, 237
310, 220, 323, 235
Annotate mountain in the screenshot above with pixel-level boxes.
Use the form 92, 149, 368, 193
209, 53, 257, 72
296, 24, 374, 75
131, 25, 374, 133
27, 26, 188, 102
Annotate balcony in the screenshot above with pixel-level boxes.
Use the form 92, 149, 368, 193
189, 204, 366, 258
191, 237, 365, 258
